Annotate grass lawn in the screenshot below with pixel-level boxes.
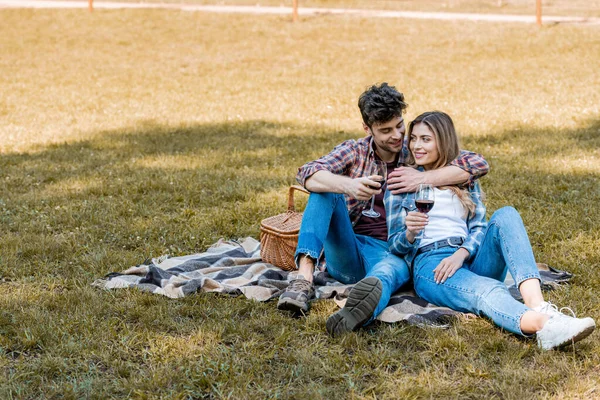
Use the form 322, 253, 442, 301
1, 6, 600, 399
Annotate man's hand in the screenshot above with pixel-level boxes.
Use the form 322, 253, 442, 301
405, 211, 428, 243
304, 170, 382, 199
387, 167, 425, 194
433, 248, 470, 284
344, 175, 382, 201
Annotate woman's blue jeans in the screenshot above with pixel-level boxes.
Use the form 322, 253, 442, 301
412, 206, 541, 336
295, 192, 411, 319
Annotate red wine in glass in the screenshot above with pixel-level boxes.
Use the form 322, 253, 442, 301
415, 183, 434, 239
415, 200, 434, 213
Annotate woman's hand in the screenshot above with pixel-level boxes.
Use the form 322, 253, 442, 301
405, 211, 428, 243
433, 248, 470, 284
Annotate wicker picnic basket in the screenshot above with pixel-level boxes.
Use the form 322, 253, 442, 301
260, 185, 309, 271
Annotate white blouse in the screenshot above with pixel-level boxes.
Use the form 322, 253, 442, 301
419, 188, 468, 247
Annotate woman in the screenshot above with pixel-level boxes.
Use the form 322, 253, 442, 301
384, 111, 595, 350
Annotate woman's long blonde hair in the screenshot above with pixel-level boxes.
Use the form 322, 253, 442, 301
407, 111, 478, 216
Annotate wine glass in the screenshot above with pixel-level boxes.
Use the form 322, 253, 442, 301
361, 160, 387, 218
415, 183, 435, 239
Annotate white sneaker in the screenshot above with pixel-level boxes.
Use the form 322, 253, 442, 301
533, 301, 570, 318
536, 313, 596, 350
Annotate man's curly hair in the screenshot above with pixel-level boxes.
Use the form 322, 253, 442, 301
358, 82, 408, 128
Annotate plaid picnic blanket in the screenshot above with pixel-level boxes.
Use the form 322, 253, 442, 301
92, 237, 573, 328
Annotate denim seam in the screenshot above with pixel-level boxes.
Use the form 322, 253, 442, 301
478, 288, 525, 336
414, 273, 524, 336
514, 308, 530, 337
492, 219, 540, 288
294, 248, 321, 270
514, 273, 542, 287
493, 219, 517, 283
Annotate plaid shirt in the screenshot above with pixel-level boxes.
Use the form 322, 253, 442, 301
296, 136, 489, 225
384, 180, 487, 267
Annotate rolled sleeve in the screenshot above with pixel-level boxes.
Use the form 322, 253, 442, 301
296, 140, 358, 186
450, 150, 490, 187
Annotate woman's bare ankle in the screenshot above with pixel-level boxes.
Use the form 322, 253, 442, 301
520, 311, 550, 334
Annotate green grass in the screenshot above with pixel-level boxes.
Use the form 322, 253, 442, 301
1, 7, 599, 399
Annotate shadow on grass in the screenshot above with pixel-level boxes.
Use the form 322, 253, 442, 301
0, 118, 598, 280
0, 120, 356, 278
1, 119, 354, 201
469, 119, 600, 232
469, 119, 600, 151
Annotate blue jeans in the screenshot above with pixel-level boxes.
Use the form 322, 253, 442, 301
412, 206, 541, 336
295, 192, 410, 319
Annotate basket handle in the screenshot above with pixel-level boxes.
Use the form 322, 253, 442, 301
287, 185, 309, 212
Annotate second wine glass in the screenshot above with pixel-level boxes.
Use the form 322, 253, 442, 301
361, 160, 387, 218
415, 183, 435, 239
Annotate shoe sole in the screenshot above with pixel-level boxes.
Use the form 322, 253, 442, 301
277, 297, 309, 314
326, 277, 382, 337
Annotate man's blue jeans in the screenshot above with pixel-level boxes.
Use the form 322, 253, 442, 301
295, 192, 411, 319
412, 206, 541, 336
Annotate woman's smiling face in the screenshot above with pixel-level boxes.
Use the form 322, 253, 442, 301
409, 122, 439, 170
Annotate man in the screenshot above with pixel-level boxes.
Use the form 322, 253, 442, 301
277, 83, 489, 336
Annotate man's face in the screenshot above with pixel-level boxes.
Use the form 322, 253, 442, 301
364, 116, 405, 161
